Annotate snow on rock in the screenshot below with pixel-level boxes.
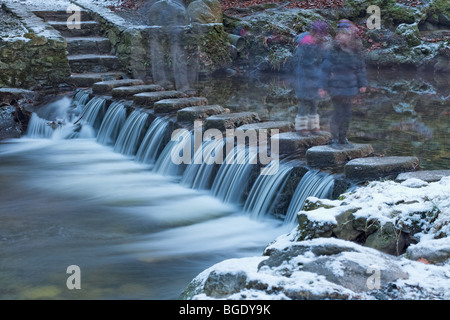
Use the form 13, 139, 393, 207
181, 175, 450, 300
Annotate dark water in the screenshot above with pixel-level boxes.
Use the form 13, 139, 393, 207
196, 68, 449, 170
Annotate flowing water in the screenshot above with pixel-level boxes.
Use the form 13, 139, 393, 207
1, 68, 448, 300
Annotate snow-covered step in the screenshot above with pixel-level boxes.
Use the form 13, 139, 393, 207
68, 54, 119, 73
66, 37, 111, 55
33, 10, 94, 22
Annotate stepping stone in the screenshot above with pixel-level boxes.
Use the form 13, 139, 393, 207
395, 169, 450, 183
68, 54, 119, 73
177, 105, 227, 123
69, 72, 126, 87
0, 88, 39, 103
48, 21, 102, 37
271, 131, 331, 156
236, 121, 294, 137
154, 97, 208, 113
306, 143, 374, 168
204, 112, 260, 132
66, 37, 111, 55
111, 84, 164, 99
133, 91, 187, 107
92, 79, 144, 94
344, 156, 420, 182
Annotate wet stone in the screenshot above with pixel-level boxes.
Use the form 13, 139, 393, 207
111, 85, 163, 99
154, 97, 208, 113
306, 144, 374, 168
177, 105, 226, 123
236, 121, 294, 137
133, 91, 187, 107
271, 131, 331, 156
204, 112, 260, 132
69, 72, 125, 87
395, 170, 450, 183
92, 79, 144, 94
345, 156, 420, 182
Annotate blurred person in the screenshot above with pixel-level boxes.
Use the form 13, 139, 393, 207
318, 19, 367, 146
293, 20, 330, 135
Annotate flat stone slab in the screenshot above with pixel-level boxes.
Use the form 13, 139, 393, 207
92, 79, 144, 94
111, 84, 163, 99
395, 170, 450, 183
177, 105, 227, 123
204, 112, 260, 131
306, 144, 374, 168
236, 121, 294, 136
0, 88, 39, 103
133, 91, 187, 107
345, 156, 420, 181
153, 97, 209, 113
69, 72, 125, 87
271, 131, 331, 156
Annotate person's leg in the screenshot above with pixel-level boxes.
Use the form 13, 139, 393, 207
330, 97, 343, 142
338, 97, 353, 144
296, 100, 310, 134
308, 100, 320, 133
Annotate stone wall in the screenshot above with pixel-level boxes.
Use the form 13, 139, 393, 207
0, 3, 71, 90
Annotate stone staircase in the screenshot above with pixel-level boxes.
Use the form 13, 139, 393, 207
33, 9, 124, 87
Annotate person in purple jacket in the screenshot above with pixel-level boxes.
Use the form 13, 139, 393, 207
318, 19, 368, 146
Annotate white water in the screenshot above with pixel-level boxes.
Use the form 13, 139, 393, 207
0, 96, 291, 299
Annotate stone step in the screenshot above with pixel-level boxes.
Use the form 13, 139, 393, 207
111, 84, 164, 99
306, 143, 374, 168
236, 121, 294, 137
69, 72, 126, 87
154, 97, 209, 113
92, 79, 145, 94
66, 37, 111, 55
68, 54, 119, 73
271, 131, 331, 156
395, 170, 450, 183
48, 21, 102, 37
344, 156, 420, 182
204, 112, 260, 132
177, 105, 227, 123
133, 91, 187, 107
33, 10, 94, 22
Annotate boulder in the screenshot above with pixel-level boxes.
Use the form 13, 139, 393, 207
187, 0, 223, 24
395, 23, 421, 47
406, 238, 450, 264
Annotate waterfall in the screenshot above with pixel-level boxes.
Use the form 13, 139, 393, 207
244, 162, 294, 220
113, 110, 149, 157
135, 117, 170, 165
73, 90, 90, 106
77, 97, 106, 130
180, 138, 225, 190
210, 146, 259, 204
284, 170, 335, 226
27, 113, 54, 139
153, 129, 193, 177
97, 101, 127, 146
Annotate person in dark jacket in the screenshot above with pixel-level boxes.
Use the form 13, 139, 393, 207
318, 19, 368, 146
293, 20, 330, 135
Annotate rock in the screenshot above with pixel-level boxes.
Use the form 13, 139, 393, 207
203, 271, 248, 298
0, 105, 22, 140
69, 72, 125, 88
364, 222, 409, 256
111, 84, 163, 99
92, 79, 145, 94
396, 170, 450, 183
344, 156, 420, 182
204, 112, 260, 132
153, 97, 208, 113
396, 23, 421, 47
306, 144, 374, 168
133, 91, 187, 107
406, 238, 450, 264
271, 131, 331, 156
0, 88, 39, 105
187, 0, 223, 24
177, 105, 226, 123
